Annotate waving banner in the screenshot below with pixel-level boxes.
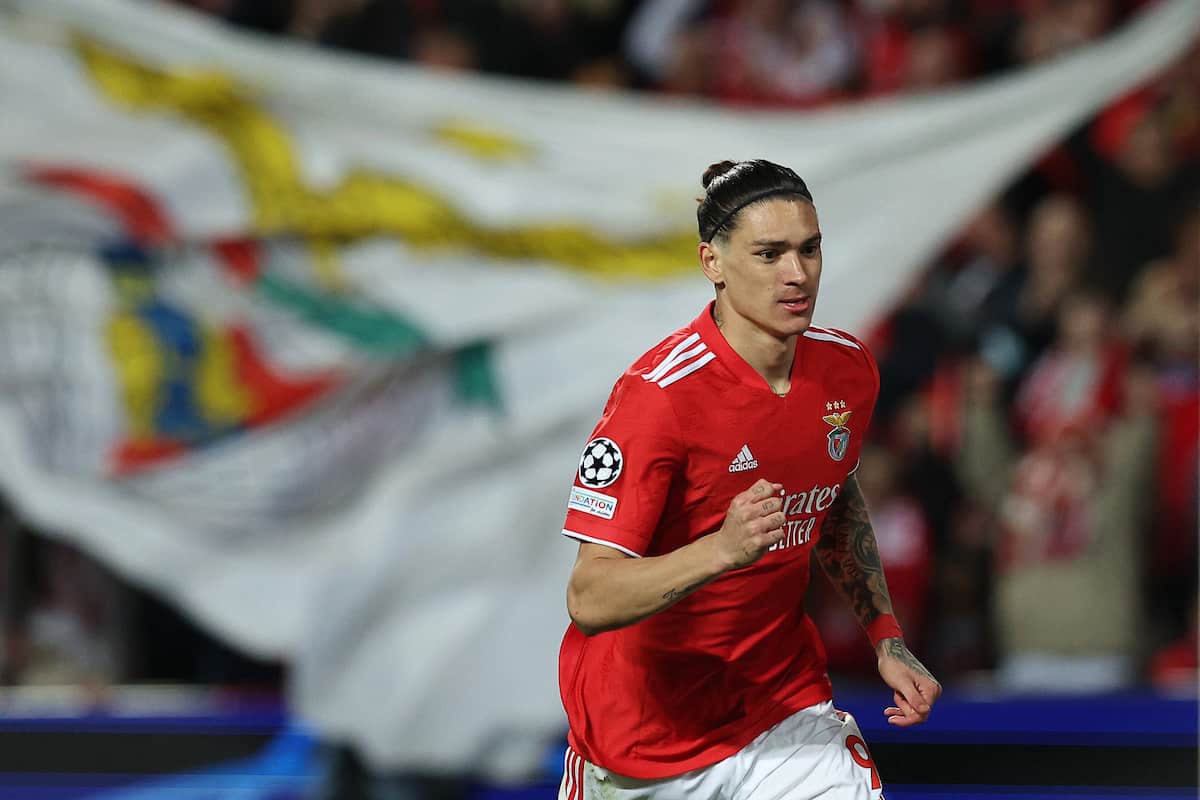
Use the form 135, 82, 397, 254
0, 0, 1195, 775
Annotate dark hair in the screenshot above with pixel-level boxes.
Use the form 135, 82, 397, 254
697, 159, 814, 243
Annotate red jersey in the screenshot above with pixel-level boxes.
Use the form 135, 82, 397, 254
558, 302, 880, 779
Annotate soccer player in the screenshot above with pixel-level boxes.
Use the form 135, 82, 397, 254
557, 159, 941, 799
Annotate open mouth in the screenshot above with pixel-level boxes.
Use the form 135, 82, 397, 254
780, 297, 811, 314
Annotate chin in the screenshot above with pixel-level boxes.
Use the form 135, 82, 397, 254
757, 317, 810, 342
777, 311, 815, 337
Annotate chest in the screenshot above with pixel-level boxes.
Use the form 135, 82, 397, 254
695, 375, 866, 481
669, 374, 870, 557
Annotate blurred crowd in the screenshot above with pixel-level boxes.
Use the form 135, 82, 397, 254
804, 15, 1199, 691
0, 503, 282, 691
1, 0, 1196, 701
172, 0, 1168, 103
812, 126, 1199, 692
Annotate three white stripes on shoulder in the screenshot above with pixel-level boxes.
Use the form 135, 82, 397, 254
643, 333, 715, 388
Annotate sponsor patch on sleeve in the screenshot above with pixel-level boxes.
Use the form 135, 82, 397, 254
568, 486, 618, 519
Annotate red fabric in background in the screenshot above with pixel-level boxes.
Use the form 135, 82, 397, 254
1154, 385, 1200, 570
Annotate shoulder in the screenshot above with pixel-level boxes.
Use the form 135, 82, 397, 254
592, 328, 695, 428
802, 325, 880, 388
592, 323, 714, 442
625, 324, 716, 392
802, 324, 871, 355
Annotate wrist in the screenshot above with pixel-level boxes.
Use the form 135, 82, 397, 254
866, 614, 904, 651
703, 530, 738, 574
874, 637, 903, 659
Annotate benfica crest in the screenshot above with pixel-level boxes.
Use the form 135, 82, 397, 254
822, 409, 852, 461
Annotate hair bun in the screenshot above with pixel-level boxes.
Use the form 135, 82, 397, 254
702, 160, 739, 190
696, 158, 812, 242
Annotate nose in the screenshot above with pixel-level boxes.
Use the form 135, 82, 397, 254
781, 252, 806, 284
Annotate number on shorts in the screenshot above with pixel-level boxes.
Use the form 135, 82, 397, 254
845, 734, 881, 790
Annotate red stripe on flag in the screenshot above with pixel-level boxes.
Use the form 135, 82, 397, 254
25, 165, 175, 247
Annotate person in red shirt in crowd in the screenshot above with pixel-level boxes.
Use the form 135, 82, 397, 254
557, 160, 940, 800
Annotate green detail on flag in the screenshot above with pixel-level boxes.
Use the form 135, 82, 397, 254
453, 343, 503, 411
257, 273, 428, 357
256, 272, 501, 410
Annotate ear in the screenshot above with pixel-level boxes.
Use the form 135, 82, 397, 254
699, 240, 724, 287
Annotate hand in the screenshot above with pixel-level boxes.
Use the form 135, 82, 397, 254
711, 479, 786, 570
876, 638, 941, 727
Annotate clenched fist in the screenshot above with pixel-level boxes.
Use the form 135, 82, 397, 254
712, 478, 787, 569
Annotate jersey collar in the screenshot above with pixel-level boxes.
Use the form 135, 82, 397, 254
692, 301, 805, 394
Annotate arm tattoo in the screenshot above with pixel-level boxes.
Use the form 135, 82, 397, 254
879, 638, 937, 682
663, 579, 708, 603
814, 475, 895, 629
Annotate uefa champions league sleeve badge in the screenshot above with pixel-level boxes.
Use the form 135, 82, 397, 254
578, 437, 623, 488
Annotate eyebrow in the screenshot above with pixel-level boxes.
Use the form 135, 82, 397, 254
748, 234, 822, 247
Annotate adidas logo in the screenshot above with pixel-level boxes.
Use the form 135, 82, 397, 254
728, 445, 759, 473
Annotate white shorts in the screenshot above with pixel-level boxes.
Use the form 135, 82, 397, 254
559, 701, 885, 800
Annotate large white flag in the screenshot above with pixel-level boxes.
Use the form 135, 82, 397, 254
0, 0, 1195, 776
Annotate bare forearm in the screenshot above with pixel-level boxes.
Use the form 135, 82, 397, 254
814, 475, 895, 630
568, 478, 787, 636
567, 536, 731, 635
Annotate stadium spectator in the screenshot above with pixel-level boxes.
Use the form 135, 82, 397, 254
624, 0, 858, 104
1085, 88, 1200, 299
1013, 0, 1115, 66
703, 0, 859, 106
1123, 206, 1200, 645
983, 193, 1091, 388
958, 336, 1158, 692
1013, 290, 1127, 444
873, 200, 1022, 423
13, 539, 128, 694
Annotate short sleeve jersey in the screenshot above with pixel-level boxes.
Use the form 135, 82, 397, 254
558, 302, 880, 780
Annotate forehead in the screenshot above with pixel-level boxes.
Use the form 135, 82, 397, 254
729, 198, 819, 242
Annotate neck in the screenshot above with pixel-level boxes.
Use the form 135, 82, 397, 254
713, 297, 797, 393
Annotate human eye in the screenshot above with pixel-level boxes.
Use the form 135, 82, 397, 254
757, 249, 778, 260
